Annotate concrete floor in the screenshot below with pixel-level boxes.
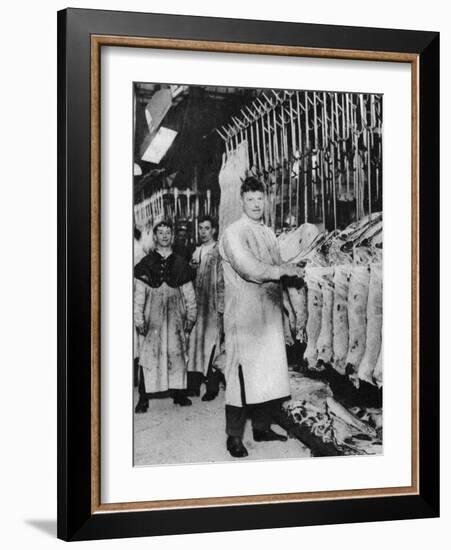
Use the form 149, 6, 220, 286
133, 386, 311, 466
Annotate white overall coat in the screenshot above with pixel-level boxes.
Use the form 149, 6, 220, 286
219, 215, 291, 407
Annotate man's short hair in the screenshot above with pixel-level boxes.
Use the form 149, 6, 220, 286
240, 176, 266, 196
198, 215, 217, 230
153, 220, 173, 235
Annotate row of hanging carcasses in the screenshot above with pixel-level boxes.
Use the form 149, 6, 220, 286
279, 212, 383, 389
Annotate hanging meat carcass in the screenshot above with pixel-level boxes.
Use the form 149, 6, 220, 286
280, 223, 320, 344
218, 140, 249, 235
303, 267, 324, 370
344, 223, 382, 387
281, 228, 336, 371
332, 265, 351, 375
373, 347, 383, 388
286, 283, 308, 342
356, 263, 383, 385
279, 214, 383, 388
316, 267, 334, 368
345, 264, 371, 376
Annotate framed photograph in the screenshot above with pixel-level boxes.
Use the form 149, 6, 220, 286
57, 8, 439, 541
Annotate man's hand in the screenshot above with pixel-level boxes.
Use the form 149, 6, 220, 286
280, 263, 305, 279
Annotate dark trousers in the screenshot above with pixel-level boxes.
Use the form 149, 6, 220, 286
133, 358, 139, 388
205, 367, 222, 394
225, 365, 286, 437
187, 366, 222, 395
226, 402, 280, 437
187, 372, 204, 395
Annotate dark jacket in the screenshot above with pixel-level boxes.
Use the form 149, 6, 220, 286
134, 250, 195, 288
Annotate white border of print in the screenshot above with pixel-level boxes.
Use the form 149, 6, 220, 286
100, 46, 411, 504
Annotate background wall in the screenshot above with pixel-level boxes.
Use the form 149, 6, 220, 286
0, 1, 448, 547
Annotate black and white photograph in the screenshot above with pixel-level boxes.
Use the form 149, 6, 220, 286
0, 0, 444, 546
132, 83, 384, 466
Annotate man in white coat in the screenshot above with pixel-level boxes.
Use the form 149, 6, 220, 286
219, 177, 305, 457
187, 215, 225, 401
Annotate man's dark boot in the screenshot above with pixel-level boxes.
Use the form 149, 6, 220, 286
135, 393, 149, 413
253, 428, 288, 442
173, 390, 192, 407
135, 365, 148, 413
226, 436, 248, 458
186, 372, 204, 397
201, 391, 218, 402
202, 367, 220, 401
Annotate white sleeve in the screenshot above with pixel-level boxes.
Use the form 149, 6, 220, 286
133, 278, 148, 327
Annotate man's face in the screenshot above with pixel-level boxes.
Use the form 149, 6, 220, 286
154, 226, 172, 248
241, 191, 265, 221
199, 221, 215, 244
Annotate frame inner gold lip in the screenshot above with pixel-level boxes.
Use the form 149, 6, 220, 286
90, 34, 420, 514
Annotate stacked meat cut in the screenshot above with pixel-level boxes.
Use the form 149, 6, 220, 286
279, 213, 383, 389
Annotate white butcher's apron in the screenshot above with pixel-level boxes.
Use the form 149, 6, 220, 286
188, 242, 224, 375
219, 215, 291, 407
